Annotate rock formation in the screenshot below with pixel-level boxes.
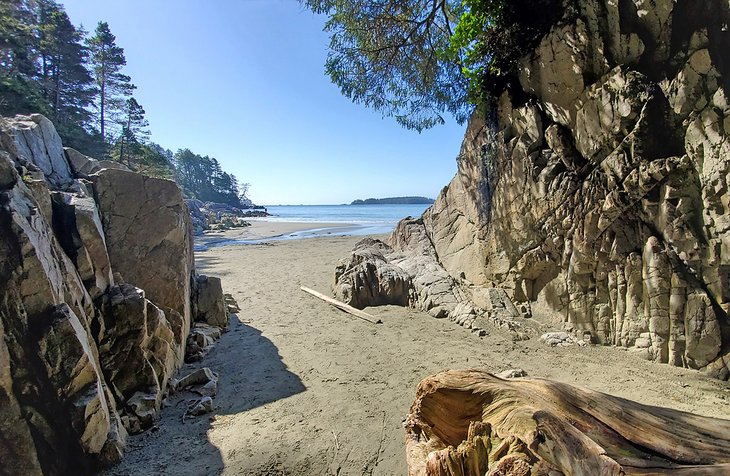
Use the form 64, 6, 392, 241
0, 114, 230, 474
405, 369, 730, 475
335, 0, 730, 378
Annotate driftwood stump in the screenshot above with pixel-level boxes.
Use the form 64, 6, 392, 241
405, 369, 730, 475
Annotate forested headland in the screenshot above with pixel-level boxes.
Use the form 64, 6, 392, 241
350, 196, 434, 205
0, 0, 253, 208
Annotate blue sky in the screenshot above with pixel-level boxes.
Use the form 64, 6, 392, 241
61, 0, 467, 205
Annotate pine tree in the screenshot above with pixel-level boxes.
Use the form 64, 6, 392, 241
86, 21, 134, 143
36, 0, 95, 134
0, 0, 45, 115
117, 96, 149, 166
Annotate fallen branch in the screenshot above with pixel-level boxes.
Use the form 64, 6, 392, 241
300, 286, 382, 324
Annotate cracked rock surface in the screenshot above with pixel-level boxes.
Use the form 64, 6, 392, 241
0, 114, 229, 474
334, 0, 730, 378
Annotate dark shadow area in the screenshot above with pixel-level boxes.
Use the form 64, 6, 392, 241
193, 254, 224, 269
103, 315, 305, 476
203, 314, 307, 415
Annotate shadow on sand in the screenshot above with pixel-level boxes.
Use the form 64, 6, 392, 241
104, 315, 305, 475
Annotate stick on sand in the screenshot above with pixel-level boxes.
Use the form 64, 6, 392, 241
300, 286, 382, 324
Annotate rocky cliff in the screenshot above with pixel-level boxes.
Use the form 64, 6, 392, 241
335, 0, 730, 378
0, 114, 229, 474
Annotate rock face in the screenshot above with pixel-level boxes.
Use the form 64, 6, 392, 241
0, 115, 229, 474
335, 0, 730, 377
405, 370, 730, 475
92, 168, 194, 363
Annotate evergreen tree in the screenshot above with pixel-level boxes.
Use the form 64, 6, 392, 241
36, 0, 95, 142
86, 21, 134, 143
0, 0, 45, 115
173, 148, 244, 207
117, 96, 149, 166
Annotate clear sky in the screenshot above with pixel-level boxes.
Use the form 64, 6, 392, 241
60, 0, 467, 205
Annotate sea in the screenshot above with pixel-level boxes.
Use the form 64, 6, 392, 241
262, 204, 432, 235
195, 203, 432, 251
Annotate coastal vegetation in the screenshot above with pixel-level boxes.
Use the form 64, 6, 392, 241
302, 0, 562, 131
0, 0, 252, 206
350, 196, 434, 205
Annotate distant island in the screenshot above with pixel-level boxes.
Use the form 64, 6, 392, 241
351, 196, 435, 205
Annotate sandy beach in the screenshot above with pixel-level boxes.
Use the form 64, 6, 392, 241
107, 221, 730, 476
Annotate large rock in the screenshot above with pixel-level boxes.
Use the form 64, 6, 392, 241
345, 0, 730, 377
0, 114, 73, 187
0, 143, 124, 473
192, 274, 229, 329
97, 284, 177, 433
0, 114, 218, 472
92, 168, 194, 363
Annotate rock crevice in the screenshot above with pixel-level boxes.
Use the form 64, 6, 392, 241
0, 114, 231, 474
334, 0, 730, 379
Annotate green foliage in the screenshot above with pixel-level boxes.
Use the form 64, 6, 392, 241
115, 96, 149, 166
304, 0, 469, 132
0, 0, 105, 155
174, 149, 244, 207
351, 196, 434, 205
449, 0, 564, 104
304, 0, 564, 128
37, 0, 96, 131
86, 21, 135, 141
0, 1, 253, 201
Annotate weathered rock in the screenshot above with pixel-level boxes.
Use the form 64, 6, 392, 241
0, 134, 124, 472
92, 168, 194, 364
405, 370, 730, 475
186, 396, 214, 417
0, 114, 73, 187
175, 367, 219, 397
334, 238, 414, 308
192, 273, 229, 329
65, 147, 102, 177
97, 284, 177, 433
358, 0, 730, 378
0, 114, 224, 471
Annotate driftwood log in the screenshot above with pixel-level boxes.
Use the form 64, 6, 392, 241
300, 286, 382, 324
405, 369, 730, 475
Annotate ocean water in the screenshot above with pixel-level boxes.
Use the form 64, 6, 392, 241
264, 204, 430, 228
195, 204, 432, 250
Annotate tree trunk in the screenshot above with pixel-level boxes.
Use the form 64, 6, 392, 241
405, 369, 730, 476
100, 80, 106, 140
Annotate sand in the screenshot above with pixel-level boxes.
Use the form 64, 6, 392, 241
107, 221, 730, 476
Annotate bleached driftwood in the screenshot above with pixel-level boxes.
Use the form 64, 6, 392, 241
301, 286, 382, 324
405, 369, 730, 475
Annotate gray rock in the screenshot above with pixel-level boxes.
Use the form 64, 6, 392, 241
3, 114, 73, 187
186, 397, 214, 417
192, 274, 229, 329
92, 168, 194, 364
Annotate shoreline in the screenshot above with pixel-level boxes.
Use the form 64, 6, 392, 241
194, 220, 391, 250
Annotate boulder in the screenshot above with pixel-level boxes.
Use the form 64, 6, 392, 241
0, 114, 223, 469
186, 397, 214, 417
192, 274, 229, 329
0, 114, 73, 187
92, 168, 194, 363
97, 284, 177, 432
0, 142, 123, 472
